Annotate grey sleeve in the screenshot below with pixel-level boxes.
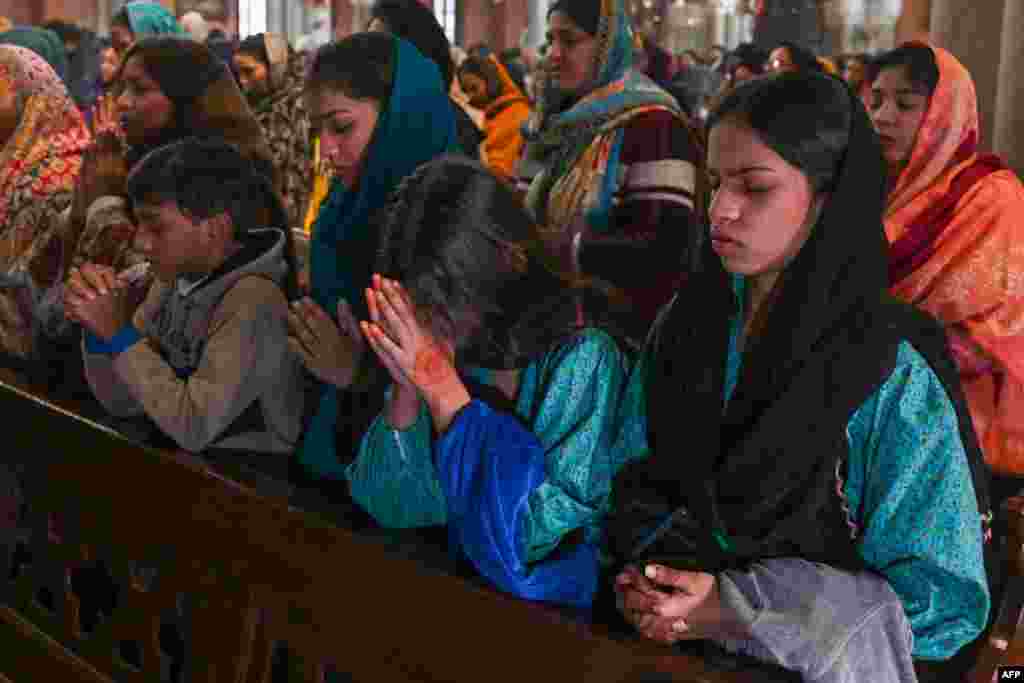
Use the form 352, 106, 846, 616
714, 558, 918, 683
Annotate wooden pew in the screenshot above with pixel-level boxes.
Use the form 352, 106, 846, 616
0, 368, 765, 683
3, 364, 1022, 683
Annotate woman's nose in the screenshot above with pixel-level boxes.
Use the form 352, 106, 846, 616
709, 190, 739, 225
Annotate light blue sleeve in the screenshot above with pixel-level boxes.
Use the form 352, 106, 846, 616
517, 329, 632, 562
844, 341, 990, 661
345, 394, 449, 528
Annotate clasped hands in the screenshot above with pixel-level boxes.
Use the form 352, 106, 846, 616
287, 274, 460, 398
615, 564, 739, 646
64, 263, 145, 341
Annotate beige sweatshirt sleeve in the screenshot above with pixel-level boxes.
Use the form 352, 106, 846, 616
106, 277, 292, 453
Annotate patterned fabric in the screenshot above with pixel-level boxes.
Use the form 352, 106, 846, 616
249, 34, 312, 231
121, 2, 185, 38
0, 28, 68, 83
520, 0, 701, 344
884, 44, 1024, 475
347, 329, 630, 606
577, 109, 701, 336
611, 277, 989, 660
0, 45, 89, 357
522, 0, 685, 233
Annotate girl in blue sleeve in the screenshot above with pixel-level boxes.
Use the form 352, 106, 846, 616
344, 156, 632, 609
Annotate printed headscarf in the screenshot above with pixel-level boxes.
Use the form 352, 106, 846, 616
885, 44, 982, 233
0, 28, 69, 82
523, 0, 683, 229
882, 44, 1024, 475
0, 45, 89, 229
0, 45, 89, 357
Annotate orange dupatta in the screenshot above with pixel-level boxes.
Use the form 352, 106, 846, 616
480, 55, 531, 181
884, 44, 1024, 475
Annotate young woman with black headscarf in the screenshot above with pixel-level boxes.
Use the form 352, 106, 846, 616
606, 73, 991, 682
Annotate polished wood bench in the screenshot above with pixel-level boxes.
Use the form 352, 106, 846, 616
2, 364, 1022, 683
0, 369, 771, 683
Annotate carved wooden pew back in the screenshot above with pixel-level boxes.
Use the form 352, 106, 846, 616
0, 370, 760, 683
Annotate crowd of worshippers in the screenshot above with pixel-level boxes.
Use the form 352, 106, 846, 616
0, 0, 1020, 680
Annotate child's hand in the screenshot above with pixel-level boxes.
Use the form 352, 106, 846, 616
64, 263, 138, 341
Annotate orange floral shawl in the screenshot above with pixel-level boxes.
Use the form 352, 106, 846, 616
884, 44, 1024, 475
0, 45, 89, 358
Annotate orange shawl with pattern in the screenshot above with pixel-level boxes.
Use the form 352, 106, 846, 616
0, 45, 89, 358
884, 44, 1024, 475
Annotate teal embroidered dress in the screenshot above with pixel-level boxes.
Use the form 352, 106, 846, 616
346, 329, 631, 607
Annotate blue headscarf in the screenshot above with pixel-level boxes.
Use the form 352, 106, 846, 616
299, 36, 459, 480
119, 1, 185, 38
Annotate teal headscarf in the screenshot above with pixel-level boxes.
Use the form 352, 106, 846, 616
0, 28, 68, 82
119, 1, 186, 38
299, 36, 459, 480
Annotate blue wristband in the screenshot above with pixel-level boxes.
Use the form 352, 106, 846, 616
85, 325, 143, 356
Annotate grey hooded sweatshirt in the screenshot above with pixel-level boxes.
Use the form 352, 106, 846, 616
83, 228, 304, 456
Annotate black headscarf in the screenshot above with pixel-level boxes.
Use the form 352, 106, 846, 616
548, 0, 601, 36
607, 73, 990, 576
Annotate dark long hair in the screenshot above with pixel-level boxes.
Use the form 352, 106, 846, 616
866, 43, 939, 96
118, 37, 272, 180
125, 137, 300, 300
368, 0, 454, 89
374, 156, 624, 369
709, 72, 851, 195
305, 32, 395, 110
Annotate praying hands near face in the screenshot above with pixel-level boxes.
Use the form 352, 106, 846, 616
361, 274, 470, 433
288, 297, 365, 390
287, 275, 471, 432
